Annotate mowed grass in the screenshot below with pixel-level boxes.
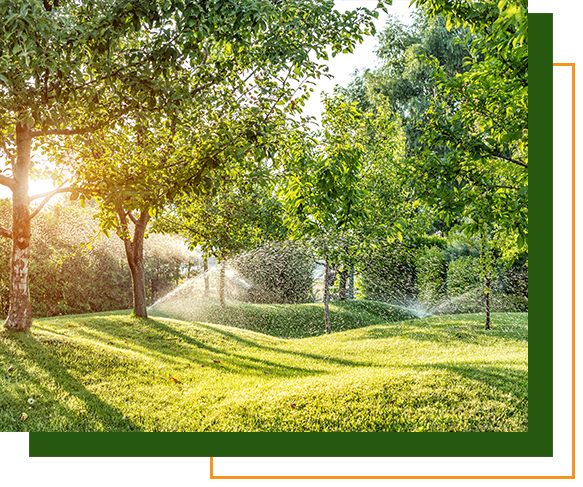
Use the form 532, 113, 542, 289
0, 301, 528, 432
151, 296, 418, 338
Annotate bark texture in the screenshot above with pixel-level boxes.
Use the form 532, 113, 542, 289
118, 209, 150, 318
338, 268, 349, 300
4, 124, 33, 332
203, 257, 210, 296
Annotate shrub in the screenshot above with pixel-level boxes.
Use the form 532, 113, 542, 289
231, 242, 314, 304
360, 242, 417, 305
446, 256, 481, 297
416, 246, 446, 307
0, 199, 197, 318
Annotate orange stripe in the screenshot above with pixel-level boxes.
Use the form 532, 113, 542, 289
209, 61, 575, 479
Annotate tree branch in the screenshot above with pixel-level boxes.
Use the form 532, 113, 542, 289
127, 212, 138, 225
29, 186, 73, 202
489, 152, 528, 169
0, 226, 12, 240
29, 186, 72, 220
0, 174, 16, 190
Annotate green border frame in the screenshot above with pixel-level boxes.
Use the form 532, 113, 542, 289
28, 13, 553, 458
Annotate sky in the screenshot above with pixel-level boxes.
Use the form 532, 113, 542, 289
302, 0, 414, 120
1, 0, 415, 201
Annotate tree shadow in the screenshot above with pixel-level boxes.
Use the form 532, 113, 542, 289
145, 317, 367, 375
410, 361, 528, 398
59, 316, 341, 377
1, 330, 142, 432
359, 321, 528, 344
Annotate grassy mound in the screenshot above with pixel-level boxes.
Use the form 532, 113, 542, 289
150, 297, 417, 338
0, 306, 528, 433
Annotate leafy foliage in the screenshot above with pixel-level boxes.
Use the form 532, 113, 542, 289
411, 0, 528, 249
446, 255, 480, 298
360, 242, 418, 305
0, 199, 197, 317
416, 246, 447, 307
231, 241, 314, 304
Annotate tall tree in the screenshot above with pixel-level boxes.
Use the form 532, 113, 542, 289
341, 9, 470, 156
281, 94, 372, 333
0, 0, 195, 330
410, 0, 528, 328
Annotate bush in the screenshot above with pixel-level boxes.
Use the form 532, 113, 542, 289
416, 246, 446, 307
360, 242, 417, 305
491, 293, 528, 312
231, 242, 314, 304
446, 256, 481, 297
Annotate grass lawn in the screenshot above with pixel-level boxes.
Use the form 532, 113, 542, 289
0, 299, 528, 432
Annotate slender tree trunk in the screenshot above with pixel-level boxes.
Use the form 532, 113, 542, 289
324, 259, 331, 334
4, 124, 33, 331
485, 275, 491, 330
203, 257, 210, 296
119, 209, 150, 318
219, 262, 226, 307
338, 267, 349, 300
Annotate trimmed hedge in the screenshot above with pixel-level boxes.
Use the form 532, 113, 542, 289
359, 242, 417, 305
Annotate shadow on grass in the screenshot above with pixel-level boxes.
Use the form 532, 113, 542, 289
197, 321, 375, 367
0, 330, 141, 432
411, 361, 528, 398
147, 317, 336, 376
52, 315, 346, 377
359, 319, 528, 344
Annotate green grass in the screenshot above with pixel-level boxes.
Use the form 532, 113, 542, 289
0, 300, 528, 432
151, 296, 418, 338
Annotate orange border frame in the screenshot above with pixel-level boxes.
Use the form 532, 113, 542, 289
208, 61, 575, 479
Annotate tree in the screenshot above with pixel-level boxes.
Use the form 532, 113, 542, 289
0, 0, 198, 330
2, 0, 387, 328
0, 197, 196, 317
341, 9, 471, 157
410, 0, 528, 328
281, 94, 372, 333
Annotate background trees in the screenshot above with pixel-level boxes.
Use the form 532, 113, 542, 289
0, 0, 527, 334
409, 0, 528, 328
160, 163, 285, 307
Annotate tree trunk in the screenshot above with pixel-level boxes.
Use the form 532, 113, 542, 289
338, 267, 349, 300
119, 209, 150, 318
323, 259, 331, 334
203, 257, 210, 296
3, 125, 33, 331
484, 275, 491, 330
219, 262, 226, 307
